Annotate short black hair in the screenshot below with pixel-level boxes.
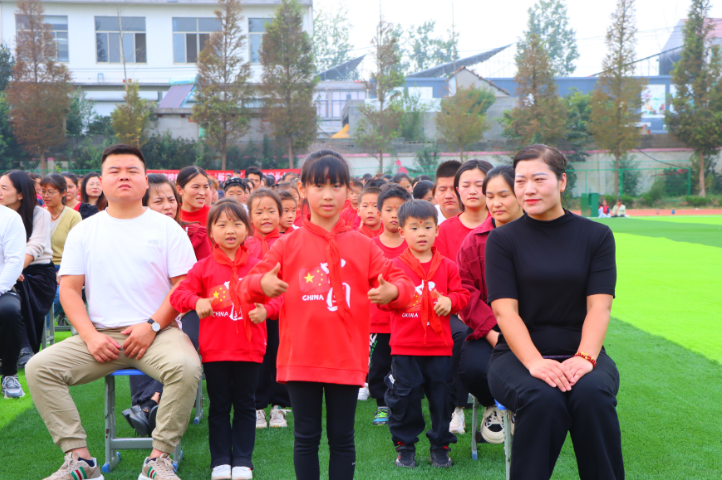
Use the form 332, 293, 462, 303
300, 150, 350, 187
101, 144, 146, 170
361, 173, 373, 182
392, 173, 412, 185
350, 178, 363, 189
414, 174, 432, 184
398, 200, 438, 227
278, 190, 297, 204
382, 174, 393, 180
359, 186, 382, 204
413, 180, 435, 200
377, 185, 412, 210
245, 166, 263, 179
366, 179, 386, 188
436, 160, 461, 179
207, 198, 251, 241
454, 159, 493, 211
482, 165, 515, 195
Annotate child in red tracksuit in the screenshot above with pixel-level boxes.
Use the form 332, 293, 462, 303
244, 189, 282, 260
357, 187, 384, 238
340, 178, 363, 229
239, 151, 414, 480
170, 199, 279, 480
383, 200, 469, 469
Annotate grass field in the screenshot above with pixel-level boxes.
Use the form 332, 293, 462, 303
2, 217, 721, 479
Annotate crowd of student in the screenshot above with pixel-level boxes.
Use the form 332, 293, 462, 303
0, 143, 623, 480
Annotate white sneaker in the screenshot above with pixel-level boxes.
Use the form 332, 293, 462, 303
232, 466, 253, 479
481, 406, 505, 444
256, 409, 267, 429
449, 406, 465, 434
212, 464, 232, 480
269, 405, 288, 428
358, 383, 370, 401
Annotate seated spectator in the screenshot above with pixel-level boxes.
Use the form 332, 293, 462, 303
62, 172, 99, 220
598, 201, 611, 218
611, 198, 627, 217
81, 172, 107, 211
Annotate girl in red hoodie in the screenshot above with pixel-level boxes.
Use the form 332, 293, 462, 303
239, 150, 415, 480
244, 189, 282, 260
171, 199, 279, 480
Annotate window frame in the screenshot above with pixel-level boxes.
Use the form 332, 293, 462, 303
172, 17, 221, 64
248, 18, 271, 64
94, 16, 147, 64
15, 14, 69, 63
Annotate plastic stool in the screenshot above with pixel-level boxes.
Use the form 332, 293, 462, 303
495, 400, 514, 480
194, 371, 205, 425
41, 304, 55, 349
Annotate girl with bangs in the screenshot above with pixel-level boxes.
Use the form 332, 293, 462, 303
239, 150, 415, 480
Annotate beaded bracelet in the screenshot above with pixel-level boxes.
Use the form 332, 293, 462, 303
575, 351, 597, 368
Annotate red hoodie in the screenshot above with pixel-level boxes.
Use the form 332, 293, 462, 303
369, 236, 407, 334
435, 214, 475, 260
456, 215, 497, 340
340, 206, 361, 229
383, 249, 469, 356
244, 230, 280, 260
239, 219, 415, 386
180, 205, 210, 226
185, 223, 212, 260
170, 247, 281, 363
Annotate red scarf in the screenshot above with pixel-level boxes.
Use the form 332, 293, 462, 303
302, 217, 353, 322
253, 228, 280, 255
212, 244, 253, 343
399, 247, 446, 344
358, 223, 384, 238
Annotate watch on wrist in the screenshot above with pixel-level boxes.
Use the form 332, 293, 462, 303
147, 318, 161, 332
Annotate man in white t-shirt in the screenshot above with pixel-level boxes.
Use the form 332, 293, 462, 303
434, 160, 462, 226
26, 145, 201, 480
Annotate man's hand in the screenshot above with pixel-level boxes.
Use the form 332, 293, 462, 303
249, 303, 268, 324
195, 298, 215, 319
261, 263, 288, 298
85, 332, 121, 363
432, 290, 452, 316
120, 323, 156, 360
368, 275, 399, 305
18, 273, 24, 282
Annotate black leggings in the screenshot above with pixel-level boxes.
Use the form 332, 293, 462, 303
450, 315, 472, 407
0, 291, 23, 377
488, 349, 624, 480
255, 319, 290, 409
458, 337, 495, 406
286, 382, 358, 480
368, 333, 391, 408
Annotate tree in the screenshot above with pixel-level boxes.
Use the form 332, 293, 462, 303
563, 88, 593, 163
356, 19, 405, 172
517, 0, 579, 77
397, 89, 426, 142
665, 0, 722, 197
111, 80, 154, 148
502, 34, 567, 145
312, 6, 354, 76
589, 0, 645, 195
406, 21, 458, 73
435, 85, 494, 161
191, 0, 253, 170
66, 88, 96, 136
0, 44, 15, 92
0, 93, 31, 171
6, 0, 72, 171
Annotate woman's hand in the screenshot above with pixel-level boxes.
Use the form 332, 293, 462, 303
249, 303, 267, 324
527, 358, 575, 392
261, 263, 288, 298
195, 298, 214, 319
562, 356, 594, 384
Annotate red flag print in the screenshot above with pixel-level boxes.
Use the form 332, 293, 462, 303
208, 284, 232, 309
298, 264, 330, 294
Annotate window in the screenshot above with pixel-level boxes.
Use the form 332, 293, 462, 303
315, 91, 328, 118
249, 18, 270, 64
173, 17, 221, 63
95, 16, 146, 63
15, 15, 68, 62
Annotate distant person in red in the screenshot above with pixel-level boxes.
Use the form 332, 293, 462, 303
357, 187, 383, 238
177, 166, 211, 225
244, 189, 282, 261
340, 178, 363, 229
278, 190, 299, 234
239, 150, 414, 480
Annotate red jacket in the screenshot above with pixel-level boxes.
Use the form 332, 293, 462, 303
436, 214, 474, 260
185, 224, 212, 261
358, 223, 384, 238
180, 205, 210, 226
456, 215, 497, 340
384, 252, 469, 356
239, 223, 415, 386
340, 206, 361, 229
244, 234, 280, 260
170, 253, 281, 364
369, 237, 407, 334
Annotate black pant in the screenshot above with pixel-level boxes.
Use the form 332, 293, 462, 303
458, 337, 495, 406
488, 350, 624, 480
368, 333, 391, 408
0, 291, 23, 377
286, 381, 357, 480
255, 319, 290, 409
385, 355, 457, 448
204, 361, 261, 469
450, 315, 472, 407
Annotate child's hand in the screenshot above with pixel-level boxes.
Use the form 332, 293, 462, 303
368, 275, 399, 305
261, 263, 288, 298
196, 298, 215, 319
249, 303, 268, 324
432, 290, 452, 316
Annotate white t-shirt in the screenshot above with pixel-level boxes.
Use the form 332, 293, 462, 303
59, 208, 196, 329
0, 205, 26, 295
435, 204, 447, 226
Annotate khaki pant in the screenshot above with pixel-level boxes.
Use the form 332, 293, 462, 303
26, 326, 202, 454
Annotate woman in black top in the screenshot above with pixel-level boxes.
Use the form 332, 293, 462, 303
485, 145, 623, 480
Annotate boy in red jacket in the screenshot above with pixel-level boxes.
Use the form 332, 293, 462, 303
383, 200, 469, 469
357, 187, 383, 238
340, 178, 363, 229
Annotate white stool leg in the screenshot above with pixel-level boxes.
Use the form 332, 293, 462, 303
504, 410, 513, 480
470, 395, 479, 460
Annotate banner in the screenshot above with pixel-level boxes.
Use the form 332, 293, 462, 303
148, 169, 300, 182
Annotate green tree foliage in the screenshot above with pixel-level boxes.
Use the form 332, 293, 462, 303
397, 89, 426, 142
435, 85, 494, 161
66, 88, 96, 136
312, 6, 354, 76
665, 0, 722, 197
87, 115, 114, 136
260, 0, 318, 169
0, 93, 31, 171
503, 34, 567, 145
617, 153, 642, 196
409, 143, 440, 176
65, 137, 108, 171
563, 89, 593, 163
111, 80, 154, 148
191, 0, 253, 170
0, 44, 15, 92
406, 21, 458, 74
228, 136, 287, 170
589, 0, 645, 195
356, 19, 406, 172
141, 133, 200, 169
518, 0, 579, 76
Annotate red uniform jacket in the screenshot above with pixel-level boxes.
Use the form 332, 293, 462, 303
239, 223, 415, 386
358, 223, 384, 239
456, 215, 497, 341
170, 253, 281, 363
180, 205, 210, 226
369, 237, 407, 334
435, 214, 474, 260
340, 206, 361, 229
185, 224, 212, 261
384, 252, 469, 356
244, 234, 280, 261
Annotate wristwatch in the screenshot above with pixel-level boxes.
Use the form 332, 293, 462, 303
147, 318, 161, 332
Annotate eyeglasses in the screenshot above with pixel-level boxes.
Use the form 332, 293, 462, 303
42, 189, 60, 196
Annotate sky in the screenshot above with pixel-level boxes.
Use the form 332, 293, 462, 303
313, 0, 722, 77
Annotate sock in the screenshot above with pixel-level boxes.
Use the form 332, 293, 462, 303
78, 457, 95, 467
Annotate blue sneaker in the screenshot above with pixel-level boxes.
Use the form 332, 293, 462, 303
373, 407, 389, 425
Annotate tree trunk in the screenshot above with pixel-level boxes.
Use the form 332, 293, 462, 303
459, 146, 463, 163
614, 152, 620, 196
40, 152, 47, 172
221, 149, 227, 171
699, 151, 706, 197
379, 150, 384, 174
288, 140, 294, 169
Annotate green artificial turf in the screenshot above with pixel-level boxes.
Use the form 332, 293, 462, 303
596, 218, 722, 249
635, 216, 722, 226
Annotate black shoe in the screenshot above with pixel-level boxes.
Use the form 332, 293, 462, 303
17, 349, 33, 369
430, 445, 452, 468
148, 405, 158, 435
121, 405, 150, 437
395, 443, 415, 468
